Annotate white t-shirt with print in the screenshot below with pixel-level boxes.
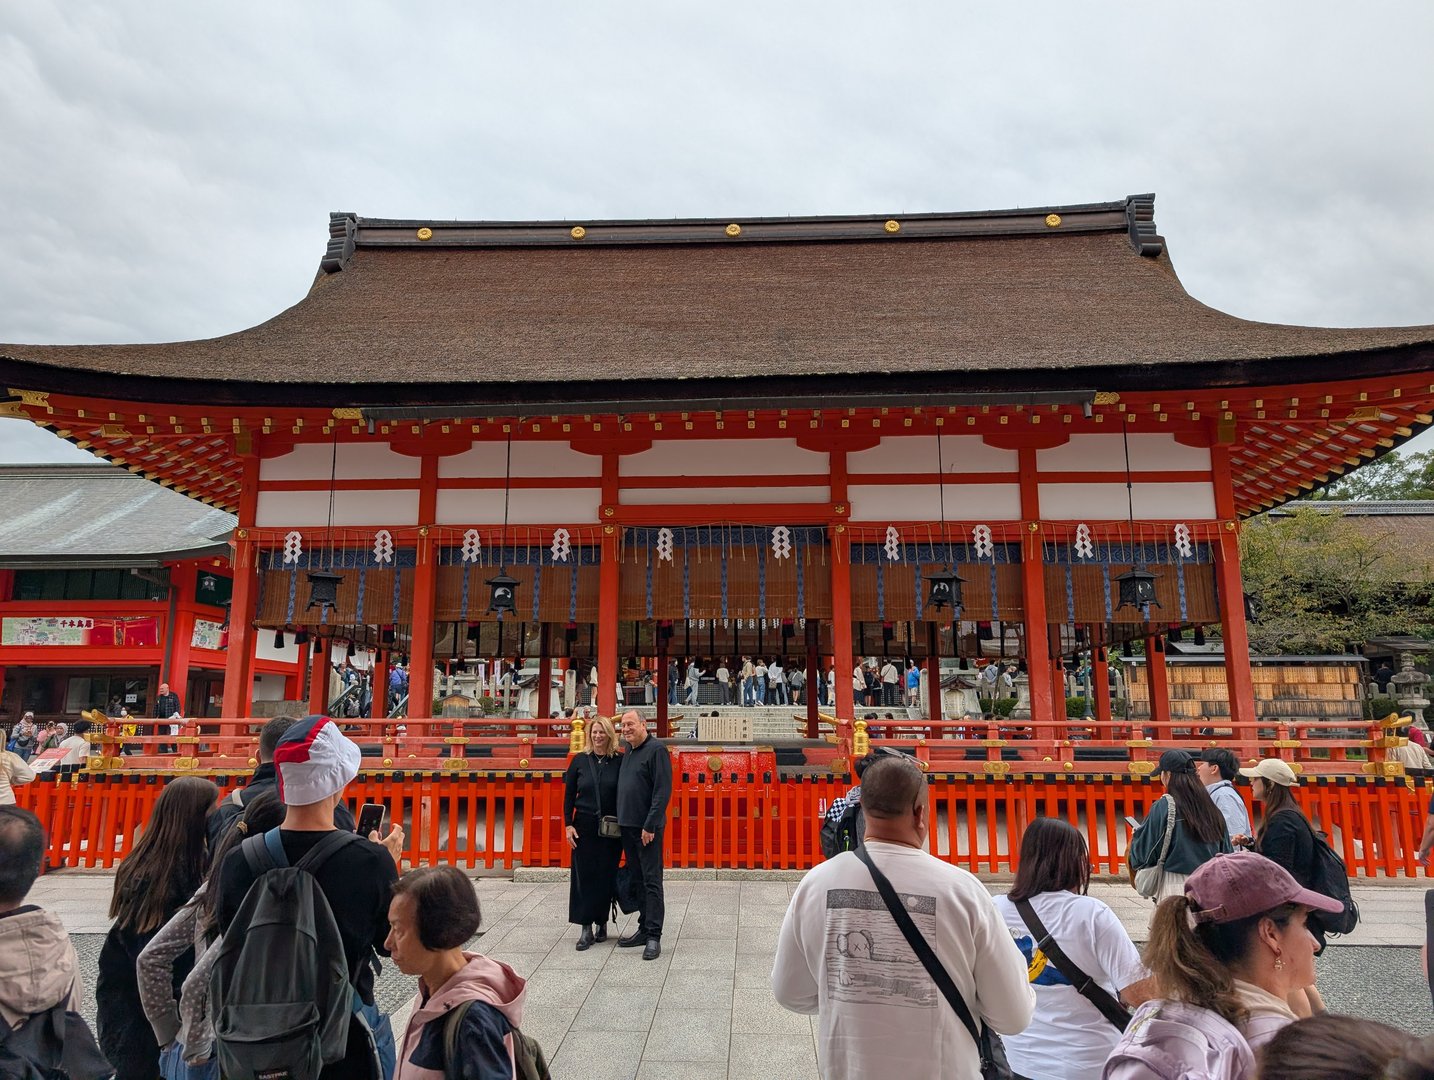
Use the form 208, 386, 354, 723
992, 890, 1147, 1080
772, 841, 1035, 1080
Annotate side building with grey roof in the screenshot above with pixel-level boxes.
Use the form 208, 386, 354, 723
0, 464, 300, 726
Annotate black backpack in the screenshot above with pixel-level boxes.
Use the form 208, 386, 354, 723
442, 1000, 550, 1080
819, 802, 864, 860
0, 1000, 112, 1080
210, 829, 363, 1080
1305, 825, 1359, 936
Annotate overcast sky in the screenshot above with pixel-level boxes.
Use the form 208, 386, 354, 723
2, 1, 1432, 464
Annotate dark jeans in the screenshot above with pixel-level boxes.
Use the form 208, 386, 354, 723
621, 825, 666, 940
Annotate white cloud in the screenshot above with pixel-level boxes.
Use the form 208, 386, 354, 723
1, 0, 1431, 462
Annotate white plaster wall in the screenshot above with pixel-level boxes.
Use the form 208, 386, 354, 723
1037, 482, 1217, 520
847, 436, 1018, 475
255, 490, 420, 527
849, 484, 1022, 521
1036, 433, 1211, 472
619, 439, 827, 476
435, 488, 602, 524
620, 485, 831, 506
253, 633, 301, 664
439, 442, 602, 478
260, 443, 422, 481
251, 674, 288, 702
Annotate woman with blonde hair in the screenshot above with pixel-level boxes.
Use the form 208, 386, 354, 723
562, 714, 623, 949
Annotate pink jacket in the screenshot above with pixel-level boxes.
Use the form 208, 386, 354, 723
395, 953, 527, 1080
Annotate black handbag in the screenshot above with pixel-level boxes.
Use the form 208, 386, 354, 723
856, 847, 1012, 1080
1013, 898, 1131, 1030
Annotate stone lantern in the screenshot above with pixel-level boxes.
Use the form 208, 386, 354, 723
1390, 653, 1431, 715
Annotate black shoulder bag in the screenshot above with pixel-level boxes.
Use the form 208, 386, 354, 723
856, 846, 1011, 1080
1012, 898, 1131, 1030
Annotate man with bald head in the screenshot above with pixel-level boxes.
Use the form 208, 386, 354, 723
773, 755, 1033, 1079
616, 710, 672, 960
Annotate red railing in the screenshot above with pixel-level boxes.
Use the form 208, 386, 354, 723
16, 769, 1428, 879
69, 711, 1408, 778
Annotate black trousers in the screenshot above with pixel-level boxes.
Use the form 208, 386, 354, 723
621, 825, 666, 940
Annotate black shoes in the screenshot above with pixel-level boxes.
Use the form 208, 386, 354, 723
593, 922, 608, 943
642, 938, 661, 961
617, 930, 646, 948
576, 926, 594, 951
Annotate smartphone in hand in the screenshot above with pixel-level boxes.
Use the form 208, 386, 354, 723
1124, 815, 1141, 831
356, 803, 386, 837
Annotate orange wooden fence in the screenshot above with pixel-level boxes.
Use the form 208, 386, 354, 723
15, 769, 1429, 879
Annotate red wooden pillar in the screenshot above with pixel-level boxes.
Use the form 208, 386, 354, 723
371, 650, 389, 720
221, 534, 259, 717
1145, 632, 1171, 734
164, 562, 196, 703
830, 526, 855, 722
597, 528, 620, 718
1210, 445, 1257, 736
536, 624, 552, 719
926, 622, 943, 723
1018, 448, 1055, 725
407, 523, 438, 721
805, 620, 820, 737
308, 639, 330, 715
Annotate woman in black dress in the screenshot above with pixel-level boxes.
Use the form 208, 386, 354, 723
563, 714, 623, 949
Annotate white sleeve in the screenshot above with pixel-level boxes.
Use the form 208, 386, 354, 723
1089, 903, 1148, 993
771, 886, 820, 1015
971, 894, 1036, 1036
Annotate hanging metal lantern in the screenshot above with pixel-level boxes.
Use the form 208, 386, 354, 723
1115, 566, 1159, 611
219, 599, 232, 631
306, 569, 344, 611
924, 566, 966, 612
293, 628, 311, 646
1243, 592, 1261, 622
485, 569, 519, 616
273, 629, 286, 649
1193, 626, 1207, 647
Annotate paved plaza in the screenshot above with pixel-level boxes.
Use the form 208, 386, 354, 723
36, 868, 1433, 1079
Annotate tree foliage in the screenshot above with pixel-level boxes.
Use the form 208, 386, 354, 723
1310, 450, 1434, 501
1238, 506, 1433, 654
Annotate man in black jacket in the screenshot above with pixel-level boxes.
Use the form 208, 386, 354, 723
616, 710, 672, 960
207, 714, 355, 847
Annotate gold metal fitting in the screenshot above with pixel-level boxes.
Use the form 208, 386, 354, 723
1045, 213, 1062, 227
416, 227, 433, 241
725, 223, 741, 237
570, 226, 587, 239
569, 718, 587, 755
884, 220, 900, 233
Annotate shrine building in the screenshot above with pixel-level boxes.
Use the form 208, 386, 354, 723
3, 194, 1433, 739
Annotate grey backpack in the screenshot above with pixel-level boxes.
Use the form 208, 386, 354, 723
210, 829, 360, 1080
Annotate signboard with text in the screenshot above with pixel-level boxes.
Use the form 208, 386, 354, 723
1, 616, 162, 647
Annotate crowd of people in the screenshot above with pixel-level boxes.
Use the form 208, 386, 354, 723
774, 749, 1434, 1080
3, 710, 1432, 1080
0, 706, 678, 1080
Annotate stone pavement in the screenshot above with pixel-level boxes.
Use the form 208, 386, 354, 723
36, 870, 1434, 1079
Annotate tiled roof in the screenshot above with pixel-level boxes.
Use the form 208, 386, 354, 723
1, 195, 1431, 408
0, 464, 234, 564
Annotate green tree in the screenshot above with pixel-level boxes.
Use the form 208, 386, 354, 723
1238, 506, 1434, 653
1310, 450, 1434, 501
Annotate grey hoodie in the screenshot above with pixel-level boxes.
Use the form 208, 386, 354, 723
0, 905, 82, 1029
